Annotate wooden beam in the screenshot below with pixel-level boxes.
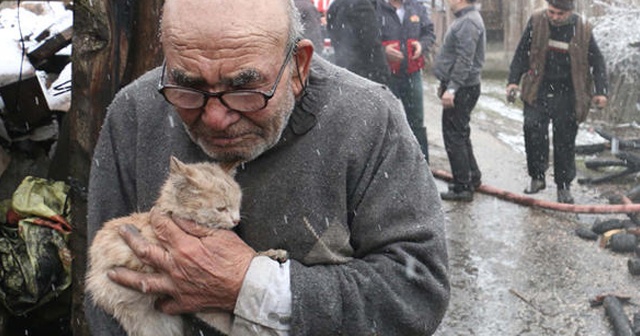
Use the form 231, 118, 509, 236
68, 1, 163, 334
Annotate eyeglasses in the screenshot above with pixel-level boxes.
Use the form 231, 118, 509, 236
158, 41, 297, 113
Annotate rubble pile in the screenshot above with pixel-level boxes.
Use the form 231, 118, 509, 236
0, 2, 72, 198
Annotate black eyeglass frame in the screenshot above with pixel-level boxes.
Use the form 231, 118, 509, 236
157, 40, 298, 113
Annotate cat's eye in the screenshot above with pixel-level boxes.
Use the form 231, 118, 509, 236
217, 207, 228, 212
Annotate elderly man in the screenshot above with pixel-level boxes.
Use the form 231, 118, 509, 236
507, 0, 608, 204
85, 0, 449, 335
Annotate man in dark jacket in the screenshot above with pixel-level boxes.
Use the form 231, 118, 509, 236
507, 0, 608, 204
433, 0, 485, 202
376, 0, 435, 162
327, 0, 390, 85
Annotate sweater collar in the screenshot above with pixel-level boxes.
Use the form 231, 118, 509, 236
285, 57, 329, 136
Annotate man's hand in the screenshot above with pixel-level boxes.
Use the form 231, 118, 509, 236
384, 42, 404, 62
108, 207, 256, 314
410, 40, 422, 59
441, 91, 455, 109
592, 95, 608, 109
506, 84, 519, 103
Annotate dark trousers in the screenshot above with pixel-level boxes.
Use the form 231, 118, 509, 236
442, 84, 481, 192
389, 71, 429, 162
523, 84, 578, 188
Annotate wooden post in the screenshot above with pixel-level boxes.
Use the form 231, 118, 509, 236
68, 0, 163, 334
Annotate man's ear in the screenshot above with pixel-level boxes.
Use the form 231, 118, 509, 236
292, 38, 314, 97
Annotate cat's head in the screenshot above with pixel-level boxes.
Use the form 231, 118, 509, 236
156, 156, 242, 230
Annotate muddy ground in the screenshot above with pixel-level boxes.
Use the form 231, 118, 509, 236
424, 74, 640, 335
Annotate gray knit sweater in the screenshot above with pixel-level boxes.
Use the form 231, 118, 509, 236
86, 56, 449, 335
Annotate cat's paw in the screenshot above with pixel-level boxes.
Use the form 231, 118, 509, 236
259, 249, 289, 264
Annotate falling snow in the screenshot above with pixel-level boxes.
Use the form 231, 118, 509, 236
0, 2, 72, 111
592, 1, 640, 82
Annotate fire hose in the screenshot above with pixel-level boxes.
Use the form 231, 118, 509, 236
431, 169, 640, 214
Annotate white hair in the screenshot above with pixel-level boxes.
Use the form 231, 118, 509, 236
287, 0, 305, 45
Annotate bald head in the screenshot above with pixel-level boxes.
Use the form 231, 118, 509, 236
161, 0, 302, 60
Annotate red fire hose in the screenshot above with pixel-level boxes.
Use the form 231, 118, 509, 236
431, 169, 640, 214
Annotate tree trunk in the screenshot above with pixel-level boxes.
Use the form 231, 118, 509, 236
69, 1, 163, 334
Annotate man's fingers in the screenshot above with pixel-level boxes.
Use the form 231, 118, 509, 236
412, 42, 422, 59
149, 207, 195, 244
108, 266, 172, 294
118, 224, 172, 269
155, 296, 185, 315
441, 94, 455, 108
155, 296, 227, 315
170, 214, 214, 238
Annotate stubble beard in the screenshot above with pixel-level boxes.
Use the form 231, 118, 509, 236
549, 19, 569, 26
184, 84, 296, 164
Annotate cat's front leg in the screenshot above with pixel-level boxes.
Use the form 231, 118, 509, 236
258, 249, 288, 264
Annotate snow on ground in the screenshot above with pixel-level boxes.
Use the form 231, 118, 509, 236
472, 79, 611, 156
0, 2, 72, 114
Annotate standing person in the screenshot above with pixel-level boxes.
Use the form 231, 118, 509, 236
376, 0, 435, 162
294, 0, 324, 52
507, 0, 608, 204
432, 0, 485, 202
84, 0, 450, 335
326, 0, 391, 85
312, 0, 333, 15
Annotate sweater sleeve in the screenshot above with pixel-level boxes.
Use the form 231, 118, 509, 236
289, 91, 449, 335
588, 34, 608, 96
508, 19, 533, 85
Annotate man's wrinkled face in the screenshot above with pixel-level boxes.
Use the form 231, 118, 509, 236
160, 0, 296, 163
546, 5, 572, 26
163, 50, 296, 163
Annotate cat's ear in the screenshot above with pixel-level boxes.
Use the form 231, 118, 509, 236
218, 161, 239, 177
169, 156, 196, 188
169, 156, 188, 174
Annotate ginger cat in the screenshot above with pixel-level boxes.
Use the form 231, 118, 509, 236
86, 157, 243, 336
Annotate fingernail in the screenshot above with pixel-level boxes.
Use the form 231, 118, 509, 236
119, 224, 140, 235
107, 270, 116, 279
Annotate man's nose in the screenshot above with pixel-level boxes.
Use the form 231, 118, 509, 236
200, 98, 241, 131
